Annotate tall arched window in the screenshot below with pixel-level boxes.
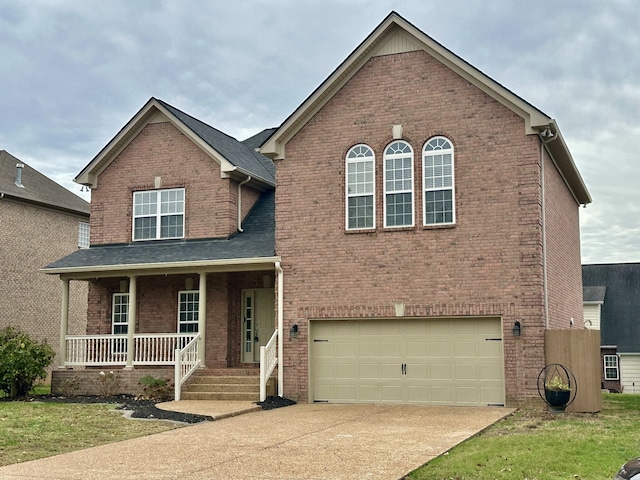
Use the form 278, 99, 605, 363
423, 137, 455, 225
346, 144, 375, 230
383, 141, 414, 228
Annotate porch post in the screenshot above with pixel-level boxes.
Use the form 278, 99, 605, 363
125, 275, 137, 369
198, 271, 207, 368
58, 278, 70, 368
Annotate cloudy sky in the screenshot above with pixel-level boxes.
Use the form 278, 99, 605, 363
1, 0, 638, 264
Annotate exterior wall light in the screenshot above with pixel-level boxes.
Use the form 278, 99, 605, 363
289, 324, 299, 339
513, 321, 522, 337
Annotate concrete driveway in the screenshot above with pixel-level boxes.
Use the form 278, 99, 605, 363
0, 403, 513, 480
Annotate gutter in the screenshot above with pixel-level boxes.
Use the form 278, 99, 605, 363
539, 127, 557, 329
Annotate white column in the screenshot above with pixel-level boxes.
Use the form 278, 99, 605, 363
198, 272, 207, 368
58, 278, 70, 368
125, 276, 137, 369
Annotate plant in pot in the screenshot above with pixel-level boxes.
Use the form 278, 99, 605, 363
537, 363, 576, 413
544, 374, 571, 409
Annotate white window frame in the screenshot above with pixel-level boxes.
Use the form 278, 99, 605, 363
345, 144, 375, 230
132, 188, 185, 241
604, 354, 619, 381
178, 290, 199, 334
383, 140, 414, 228
78, 222, 90, 248
423, 136, 455, 226
112, 293, 129, 355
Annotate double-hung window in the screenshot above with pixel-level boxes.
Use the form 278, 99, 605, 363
178, 291, 199, 334
346, 145, 375, 230
133, 188, 185, 241
112, 293, 129, 354
384, 141, 414, 227
604, 355, 619, 381
423, 137, 455, 225
78, 222, 90, 248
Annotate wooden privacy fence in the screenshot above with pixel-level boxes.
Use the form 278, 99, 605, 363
545, 328, 602, 412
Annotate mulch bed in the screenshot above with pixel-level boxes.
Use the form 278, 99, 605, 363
23, 394, 296, 424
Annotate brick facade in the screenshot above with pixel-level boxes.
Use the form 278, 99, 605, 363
274, 51, 583, 404
600, 347, 621, 392
0, 198, 88, 368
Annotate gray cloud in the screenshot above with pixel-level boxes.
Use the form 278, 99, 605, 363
1, 0, 638, 263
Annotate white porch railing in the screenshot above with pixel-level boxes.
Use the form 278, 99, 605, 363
174, 334, 201, 401
259, 330, 278, 402
64, 334, 198, 366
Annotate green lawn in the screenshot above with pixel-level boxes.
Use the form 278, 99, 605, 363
0, 397, 181, 466
408, 393, 639, 480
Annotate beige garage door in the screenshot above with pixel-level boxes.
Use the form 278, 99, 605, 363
311, 318, 504, 406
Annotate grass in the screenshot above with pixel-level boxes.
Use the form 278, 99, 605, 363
0, 393, 182, 466
407, 393, 640, 480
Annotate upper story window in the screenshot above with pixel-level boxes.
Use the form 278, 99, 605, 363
133, 188, 184, 241
384, 141, 414, 228
78, 222, 90, 249
346, 145, 375, 230
423, 137, 455, 225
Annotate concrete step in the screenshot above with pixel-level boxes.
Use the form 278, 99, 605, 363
180, 391, 260, 401
189, 375, 260, 385
186, 383, 259, 393
193, 368, 259, 376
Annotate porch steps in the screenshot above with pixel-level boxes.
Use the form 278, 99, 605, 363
180, 368, 276, 401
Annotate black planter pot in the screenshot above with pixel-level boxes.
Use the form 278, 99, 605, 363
545, 389, 570, 412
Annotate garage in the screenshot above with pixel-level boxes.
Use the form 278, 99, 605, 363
310, 317, 505, 406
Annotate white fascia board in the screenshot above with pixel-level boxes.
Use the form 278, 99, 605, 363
41, 256, 281, 279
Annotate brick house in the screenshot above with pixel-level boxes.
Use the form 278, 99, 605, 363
45, 12, 590, 406
0, 150, 90, 369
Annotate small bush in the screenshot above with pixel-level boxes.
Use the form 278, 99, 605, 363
95, 371, 121, 397
0, 326, 55, 398
59, 375, 80, 397
139, 375, 173, 400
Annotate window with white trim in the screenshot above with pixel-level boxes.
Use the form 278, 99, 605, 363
423, 137, 455, 225
346, 145, 375, 230
133, 188, 184, 241
112, 293, 129, 354
384, 141, 414, 227
604, 354, 619, 380
178, 290, 199, 333
78, 222, 90, 248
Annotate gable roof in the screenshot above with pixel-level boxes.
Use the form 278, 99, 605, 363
75, 98, 275, 189
260, 11, 591, 205
583, 286, 606, 304
0, 150, 90, 216
583, 263, 640, 353
42, 190, 276, 277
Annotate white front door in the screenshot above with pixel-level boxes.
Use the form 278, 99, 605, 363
241, 289, 275, 363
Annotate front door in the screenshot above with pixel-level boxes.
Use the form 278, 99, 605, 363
241, 289, 275, 363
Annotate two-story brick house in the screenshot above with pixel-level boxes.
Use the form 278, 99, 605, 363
45, 12, 590, 406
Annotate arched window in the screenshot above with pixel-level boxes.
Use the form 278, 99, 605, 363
383, 141, 414, 228
423, 137, 455, 225
345, 144, 375, 230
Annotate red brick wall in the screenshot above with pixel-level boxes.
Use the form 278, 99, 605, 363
275, 50, 550, 404
0, 198, 88, 368
543, 151, 584, 328
600, 347, 621, 392
90, 121, 260, 244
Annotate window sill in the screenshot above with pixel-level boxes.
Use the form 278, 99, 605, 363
345, 228, 376, 235
422, 223, 456, 230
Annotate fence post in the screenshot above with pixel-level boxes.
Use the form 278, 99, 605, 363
259, 345, 266, 402
174, 348, 181, 401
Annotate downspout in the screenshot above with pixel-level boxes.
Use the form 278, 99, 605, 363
237, 175, 252, 232
540, 128, 557, 329
275, 261, 284, 397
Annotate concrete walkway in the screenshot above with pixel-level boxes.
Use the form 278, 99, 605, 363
0, 402, 513, 480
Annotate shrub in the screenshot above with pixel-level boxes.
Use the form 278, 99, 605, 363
59, 375, 81, 397
139, 375, 173, 400
95, 371, 122, 397
0, 326, 55, 398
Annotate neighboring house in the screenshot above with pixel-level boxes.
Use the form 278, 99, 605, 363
44, 12, 591, 406
583, 263, 640, 393
0, 150, 90, 369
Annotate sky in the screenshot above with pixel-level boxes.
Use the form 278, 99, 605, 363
1, 0, 638, 264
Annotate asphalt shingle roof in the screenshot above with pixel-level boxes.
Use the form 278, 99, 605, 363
44, 190, 274, 271
0, 151, 90, 215
583, 263, 640, 353
583, 286, 606, 303
156, 99, 275, 185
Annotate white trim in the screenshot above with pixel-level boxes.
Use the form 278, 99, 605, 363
603, 354, 619, 381
345, 144, 376, 230
177, 290, 199, 333
383, 140, 414, 228
132, 188, 185, 241
78, 222, 90, 249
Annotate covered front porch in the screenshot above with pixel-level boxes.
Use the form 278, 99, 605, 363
47, 253, 283, 402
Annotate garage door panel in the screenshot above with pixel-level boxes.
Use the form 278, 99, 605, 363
311, 318, 505, 406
